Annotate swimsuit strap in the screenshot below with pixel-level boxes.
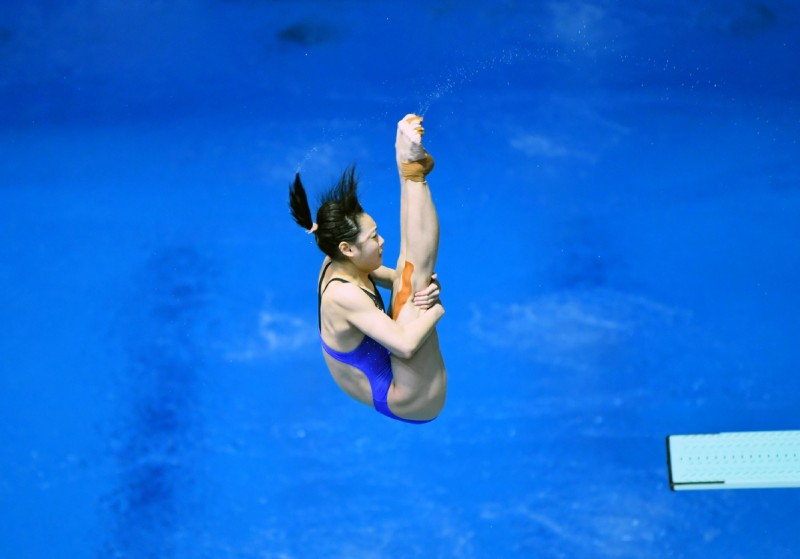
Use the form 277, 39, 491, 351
317, 261, 334, 330
317, 261, 384, 330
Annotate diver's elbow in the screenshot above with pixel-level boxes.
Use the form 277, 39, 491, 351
393, 341, 415, 360
393, 347, 413, 360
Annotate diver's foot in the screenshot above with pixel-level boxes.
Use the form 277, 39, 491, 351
395, 114, 427, 163
396, 114, 434, 182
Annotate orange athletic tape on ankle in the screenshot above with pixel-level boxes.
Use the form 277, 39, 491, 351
399, 154, 435, 182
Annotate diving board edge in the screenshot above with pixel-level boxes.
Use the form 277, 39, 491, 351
666, 430, 800, 491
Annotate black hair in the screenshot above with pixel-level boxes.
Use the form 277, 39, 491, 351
289, 165, 364, 261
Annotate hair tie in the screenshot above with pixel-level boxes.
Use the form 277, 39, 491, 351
306, 222, 319, 234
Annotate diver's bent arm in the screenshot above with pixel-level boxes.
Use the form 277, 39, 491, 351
369, 266, 396, 290
334, 285, 443, 359
371, 267, 441, 306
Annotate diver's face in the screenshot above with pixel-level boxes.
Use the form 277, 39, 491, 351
353, 213, 384, 270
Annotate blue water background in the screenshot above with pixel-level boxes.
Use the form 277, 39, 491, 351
1, 1, 799, 557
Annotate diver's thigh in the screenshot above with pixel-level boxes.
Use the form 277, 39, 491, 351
388, 332, 446, 413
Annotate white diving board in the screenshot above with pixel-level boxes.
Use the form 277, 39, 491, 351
667, 430, 800, 490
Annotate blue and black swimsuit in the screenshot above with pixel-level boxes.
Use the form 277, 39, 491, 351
317, 261, 431, 424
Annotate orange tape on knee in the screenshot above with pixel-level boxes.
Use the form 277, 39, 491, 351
392, 261, 415, 320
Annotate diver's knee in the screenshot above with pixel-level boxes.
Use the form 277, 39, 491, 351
395, 260, 432, 296
410, 266, 434, 294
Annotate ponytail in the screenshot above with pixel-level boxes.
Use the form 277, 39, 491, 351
289, 173, 314, 231
288, 165, 364, 261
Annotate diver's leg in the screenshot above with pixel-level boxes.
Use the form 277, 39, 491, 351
396, 166, 408, 272
385, 115, 447, 420
393, 114, 439, 319
400, 177, 438, 283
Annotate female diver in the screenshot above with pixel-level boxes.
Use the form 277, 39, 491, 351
289, 114, 446, 423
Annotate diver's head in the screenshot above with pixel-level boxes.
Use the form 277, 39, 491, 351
336, 212, 384, 271
289, 166, 383, 269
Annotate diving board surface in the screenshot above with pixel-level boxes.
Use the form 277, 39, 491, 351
667, 430, 800, 490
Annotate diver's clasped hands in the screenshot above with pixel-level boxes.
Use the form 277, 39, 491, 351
412, 273, 442, 310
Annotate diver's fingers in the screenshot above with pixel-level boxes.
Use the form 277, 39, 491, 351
413, 274, 441, 307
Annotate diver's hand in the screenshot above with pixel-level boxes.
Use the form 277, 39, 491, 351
412, 273, 441, 310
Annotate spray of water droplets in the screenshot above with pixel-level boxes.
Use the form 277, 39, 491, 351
295, 145, 319, 175
293, 125, 342, 176
293, 45, 590, 174
416, 47, 533, 116
292, 118, 374, 178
